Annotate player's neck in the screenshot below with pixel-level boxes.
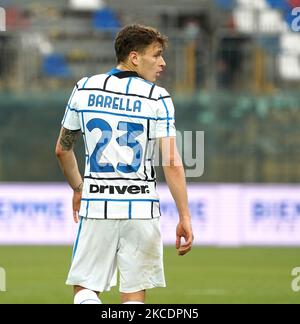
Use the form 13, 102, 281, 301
116, 62, 138, 74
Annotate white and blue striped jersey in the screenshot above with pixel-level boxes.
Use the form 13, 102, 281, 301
62, 68, 176, 219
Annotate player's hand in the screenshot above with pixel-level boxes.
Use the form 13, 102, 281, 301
176, 219, 194, 256
72, 191, 82, 223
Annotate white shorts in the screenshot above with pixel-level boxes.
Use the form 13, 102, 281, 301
66, 217, 166, 293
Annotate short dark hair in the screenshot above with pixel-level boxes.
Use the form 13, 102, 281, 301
114, 24, 168, 63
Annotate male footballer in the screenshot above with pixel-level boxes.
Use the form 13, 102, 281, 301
55, 24, 193, 304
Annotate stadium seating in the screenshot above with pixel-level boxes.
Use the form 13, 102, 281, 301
42, 53, 72, 78
92, 7, 120, 31
266, 0, 290, 10
215, 0, 235, 10
1, 0, 300, 186
1, 0, 300, 91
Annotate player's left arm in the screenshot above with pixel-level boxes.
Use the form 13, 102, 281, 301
154, 88, 193, 255
55, 127, 83, 223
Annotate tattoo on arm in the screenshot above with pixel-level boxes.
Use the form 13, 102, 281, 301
60, 128, 80, 151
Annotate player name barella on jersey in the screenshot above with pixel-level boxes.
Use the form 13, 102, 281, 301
88, 94, 142, 113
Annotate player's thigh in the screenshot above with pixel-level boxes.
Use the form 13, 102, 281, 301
67, 218, 120, 291
117, 218, 165, 292
73, 218, 120, 259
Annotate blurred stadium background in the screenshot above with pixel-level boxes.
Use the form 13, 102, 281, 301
0, 0, 300, 304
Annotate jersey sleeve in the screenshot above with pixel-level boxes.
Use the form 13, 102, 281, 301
61, 79, 85, 131
154, 93, 176, 139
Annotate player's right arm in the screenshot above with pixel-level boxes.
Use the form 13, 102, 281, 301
56, 79, 86, 224
55, 127, 83, 223
160, 137, 194, 256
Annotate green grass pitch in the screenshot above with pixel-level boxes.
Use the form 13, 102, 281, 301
0, 246, 299, 304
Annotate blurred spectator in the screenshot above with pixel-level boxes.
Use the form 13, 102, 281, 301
21, 32, 53, 55
0, 35, 8, 79
217, 35, 247, 89
5, 6, 30, 31
289, 0, 300, 7
0, 7, 5, 32
183, 18, 202, 40
183, 18, 206, 89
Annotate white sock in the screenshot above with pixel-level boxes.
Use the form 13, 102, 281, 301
74, 289, 102, 304
122, 301, 144, 304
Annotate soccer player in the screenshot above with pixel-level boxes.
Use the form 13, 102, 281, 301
55, 24, 193, 304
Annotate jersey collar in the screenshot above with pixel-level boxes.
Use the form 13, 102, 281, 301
107, 68, 140, 79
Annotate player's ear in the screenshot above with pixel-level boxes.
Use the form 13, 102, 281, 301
129, 51, 139, 66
